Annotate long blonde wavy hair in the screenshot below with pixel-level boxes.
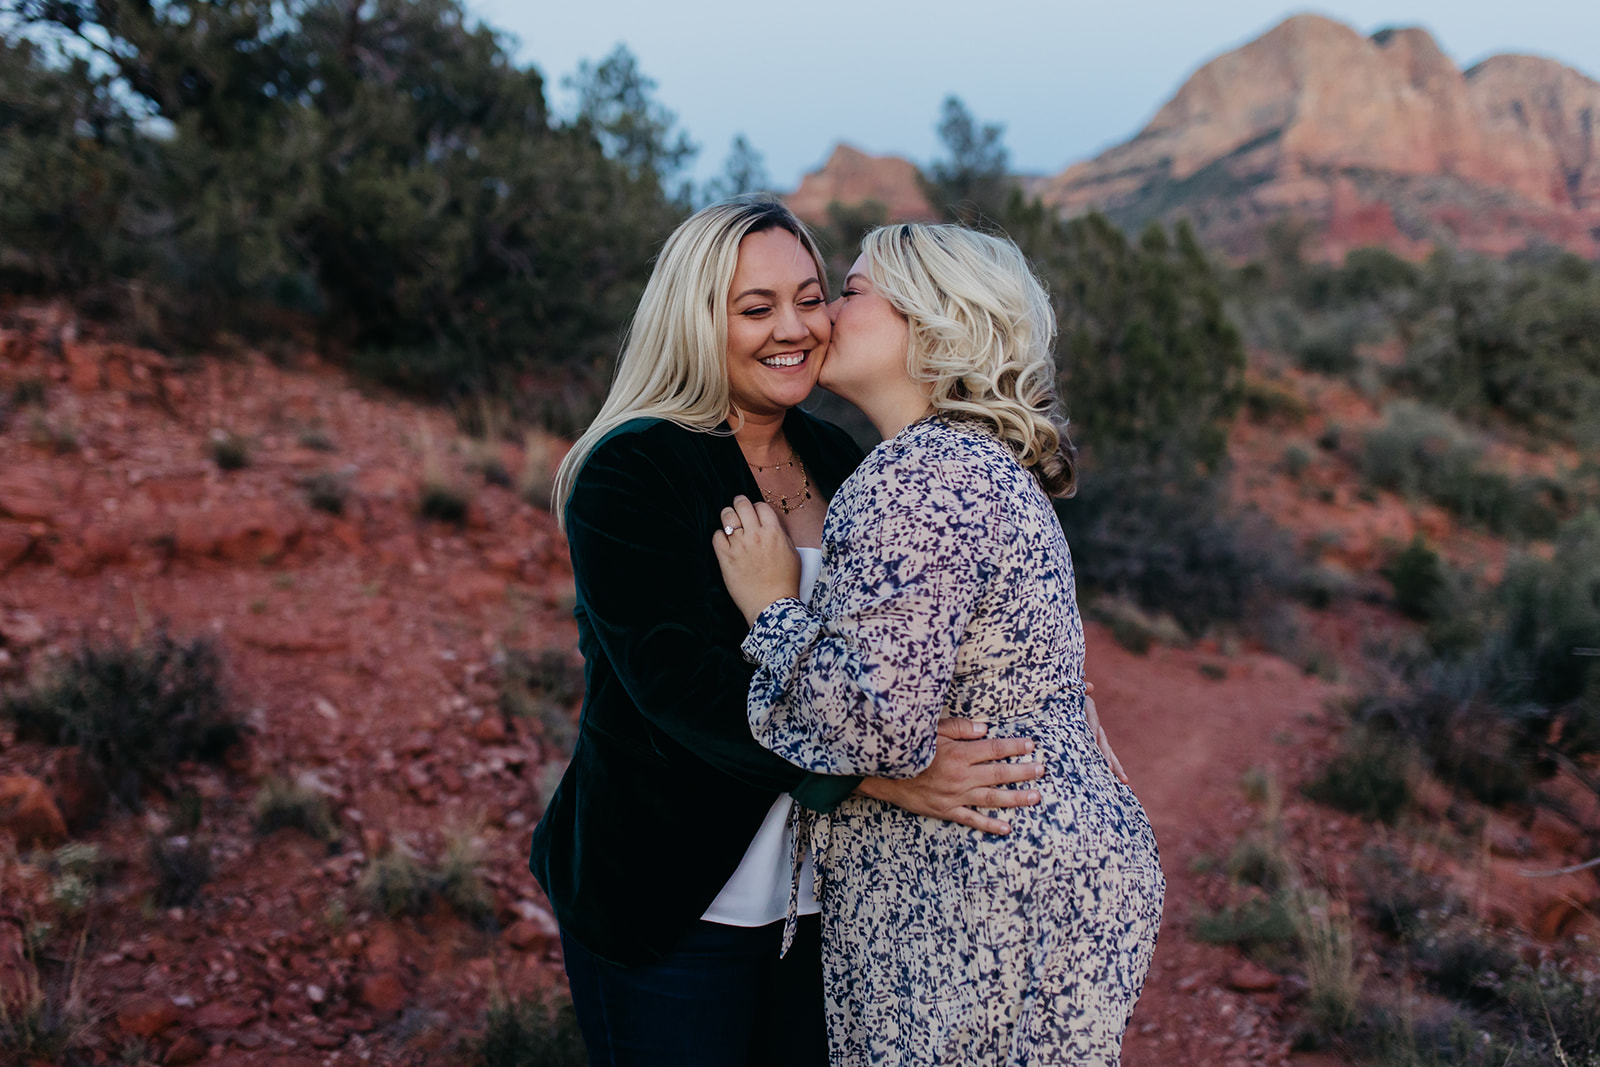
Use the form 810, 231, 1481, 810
859, 223, 1077, 497
552, 195, 829, 527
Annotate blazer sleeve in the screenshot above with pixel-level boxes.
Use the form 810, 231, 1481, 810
741, 456, 997, 778
568, 428, 859, 808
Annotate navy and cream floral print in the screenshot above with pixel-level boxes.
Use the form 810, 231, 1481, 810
743, 415, 1164, 1066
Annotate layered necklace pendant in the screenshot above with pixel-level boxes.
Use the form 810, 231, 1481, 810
748, 456, 812, 515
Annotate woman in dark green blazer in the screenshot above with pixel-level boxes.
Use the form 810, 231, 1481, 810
528, 196, 1045, 1067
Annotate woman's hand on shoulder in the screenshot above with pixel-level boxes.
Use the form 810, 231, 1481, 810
712, 495, 802, 627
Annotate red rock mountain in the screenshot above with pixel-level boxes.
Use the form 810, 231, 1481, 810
1034, 14, 1600, 258
784, 143, 936, 226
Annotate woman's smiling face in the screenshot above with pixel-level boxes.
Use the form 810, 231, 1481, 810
724, 227, 830, 418
818, 253, 911, 407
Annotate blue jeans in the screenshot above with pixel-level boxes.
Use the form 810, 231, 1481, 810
561, 915, 827, 1067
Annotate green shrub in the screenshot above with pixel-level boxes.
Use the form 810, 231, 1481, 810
208, 431, 251, 471
253, 777, 339, 844
498, 646, 584, 755
1, 628, 241, 810
480, 989, 587, 1067
419, 480, 469, 525
1192, 890, 1299, 956
1302, 727, 1412, 823
1297, 325, 1360, 375
1243, 379, 1310, 424
1055, 459, 1298, 636
1361, 403, 1564, 538
1382, 537, 1446, 621
148, 834, 211, 907
358, 837, 494, 926
299, 470, 349, 516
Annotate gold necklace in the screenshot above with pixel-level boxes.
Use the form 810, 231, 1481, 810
747, 455, 812, 514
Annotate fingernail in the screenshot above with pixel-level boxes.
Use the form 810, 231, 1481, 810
1023, 740, 1034, 752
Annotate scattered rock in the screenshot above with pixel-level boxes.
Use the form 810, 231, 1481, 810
503, 920, 550, 953
0, 775, 68, 848
193, 1001, 259, 1030
42, 748, 107, 831
0, 612, 46, 648
0, 523, 31, 572
0, 471, 61, 524
163, 1033, 209, 1065
358, 971, 408, 1014
117, 994, 183, 1038
1226, 961, 1281, 993
363, 924, 402, 972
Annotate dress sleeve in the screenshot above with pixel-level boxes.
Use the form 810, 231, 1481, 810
570, 430, 858, 807
741, 455, 997, 778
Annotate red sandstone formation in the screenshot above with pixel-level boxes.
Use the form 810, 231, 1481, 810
784, 143, 937, 225
1033, 14, 1600, 258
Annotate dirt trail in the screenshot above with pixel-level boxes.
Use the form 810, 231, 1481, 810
1086, 625, 1343, 1066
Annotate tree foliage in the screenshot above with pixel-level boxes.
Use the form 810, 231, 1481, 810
925, 95, 1010, 225
2, 1, 687, 400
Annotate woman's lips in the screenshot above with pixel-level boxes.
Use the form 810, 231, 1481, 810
759, 351, 807, 368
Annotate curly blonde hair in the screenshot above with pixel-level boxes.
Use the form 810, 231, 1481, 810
859, 223, 1077, 496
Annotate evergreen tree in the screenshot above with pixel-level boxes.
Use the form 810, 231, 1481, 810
926, 95, 1010, 225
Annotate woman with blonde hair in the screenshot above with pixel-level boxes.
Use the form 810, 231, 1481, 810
716, 223, 1164, 1065
529, 199, 1052, 1066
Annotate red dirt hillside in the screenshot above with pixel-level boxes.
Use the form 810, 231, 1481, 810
1, 303, 1596, 1065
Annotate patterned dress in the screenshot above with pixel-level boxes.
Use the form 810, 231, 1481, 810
742, 416, 1164, 1066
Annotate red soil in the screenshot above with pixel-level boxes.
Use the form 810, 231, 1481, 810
0, 307, 1594, 1065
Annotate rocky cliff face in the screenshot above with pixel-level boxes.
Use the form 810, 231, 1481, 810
1035, 14, 1600, 258
784, 143, 936, 225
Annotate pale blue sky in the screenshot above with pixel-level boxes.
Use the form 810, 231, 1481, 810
466, 2, 1600, 190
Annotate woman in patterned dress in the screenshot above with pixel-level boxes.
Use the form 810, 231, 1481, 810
529, 198, 1056, 1067
714, 223, 1165, 1066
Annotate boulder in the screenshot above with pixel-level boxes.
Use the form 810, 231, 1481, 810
0, 776, 67, 848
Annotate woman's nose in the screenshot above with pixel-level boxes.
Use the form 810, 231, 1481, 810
773, 303, 809, 341
826, 298, 842, 323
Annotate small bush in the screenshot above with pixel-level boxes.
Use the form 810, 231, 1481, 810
296, 426, 337, 452
1284, 444, 1312, 480
358, 837, 493, 925
435, 832, 494, 926
1297, 328, 1360, 375
11, 378, 48, 408
480, 989, 587, 1067
1302, 728, 1412, 823
299, 470, 349, 516
148, 834, 211, 907
1420, 926, 1519, 1007
1297, 892, 1361, 1037
498, 646, 583, 755
0, 628, 241, 810
1055, 459, 1299, 636
358, 844, 431, 918
519, 433, 557, 511
27, 413, 77, 454
253, 777, 339, 844
419, 479, 469, 525
47, 843, 106, 917
208, 431, 251, 471
1382, 537, 1445, 621
1244, 379, 1311, 424
1192, 890, 1299, 957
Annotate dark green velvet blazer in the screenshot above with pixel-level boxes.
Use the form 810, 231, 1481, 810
528, 409, 866, 966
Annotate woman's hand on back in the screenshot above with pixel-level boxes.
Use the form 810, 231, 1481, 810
713, 495, 802, 627
857, 720, 1044, 835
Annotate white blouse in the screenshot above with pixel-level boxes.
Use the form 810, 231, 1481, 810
700, 547, 823, 927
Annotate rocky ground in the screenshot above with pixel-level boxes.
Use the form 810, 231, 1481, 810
0, 302, 1595, 1065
